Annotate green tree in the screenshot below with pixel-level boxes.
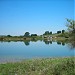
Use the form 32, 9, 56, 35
66, 19, 75, 33
66, 19, 75, 49
7, 35, 12, 37
49, 32, 52, 34
44, 31, 49, 35
24, 32, 30, 37
57, 31, 61, 34
62, 30, 65, 34
24, 41, 30, 46
31, 34, 37, 37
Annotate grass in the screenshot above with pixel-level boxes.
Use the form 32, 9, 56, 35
0, 57, 75, 75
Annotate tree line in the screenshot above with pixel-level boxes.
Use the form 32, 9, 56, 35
43, 30, 65, 35
5, 18, 75, 37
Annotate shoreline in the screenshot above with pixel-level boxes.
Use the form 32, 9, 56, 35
0, 56, 74, 64
0, 56, 74, 75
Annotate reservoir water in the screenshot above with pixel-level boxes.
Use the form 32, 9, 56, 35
0, 40, 75, 62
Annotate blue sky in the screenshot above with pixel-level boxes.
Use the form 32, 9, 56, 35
0, 0, 74, 35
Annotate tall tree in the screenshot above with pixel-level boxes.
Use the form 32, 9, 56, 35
66, 19, 75, 49
57, 31, 61, 34
66, 19, 75, 34
62, 30, 65, 34
49, 31, 52, 34
44, 31, 49, 35
31, 34, 37, 37
7, 35, 12, 37
24, 32, 30, 37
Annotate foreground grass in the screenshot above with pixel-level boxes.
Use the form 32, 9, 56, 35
0, 57, 75, 75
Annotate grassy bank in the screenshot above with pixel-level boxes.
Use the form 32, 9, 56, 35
0, 57, 75, 75
0, 33, 70, 41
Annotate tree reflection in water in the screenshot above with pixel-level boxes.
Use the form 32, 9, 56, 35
43, 40, 66, 46
24, 40, 30, 46
57, 42, 61, 45
68, 41, 75, 49
62, 42, 65, 46
44, 40, 49, 45
1, 38, 74, 50
23, 38, 38, 46
68, 37, 75, 50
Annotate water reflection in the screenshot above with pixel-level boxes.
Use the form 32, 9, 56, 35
24, 40, 30, 46
43, 40, 50, 45
31, 38, 38, 42
0, 39, 75, 50
68, 41, 75, 50
0, 40, 74, 62
68, 36, 75, 50
62, 42, 65, 46
8, 40, 11, 42
43, 40, 66, 46
50, 41, 52, 44
43, 40, 53, 45
0, 40, 66, 46
57, 42, 61, 45
43, 40, 75, 50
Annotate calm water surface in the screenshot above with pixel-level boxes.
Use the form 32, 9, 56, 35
0, 41, 75, 62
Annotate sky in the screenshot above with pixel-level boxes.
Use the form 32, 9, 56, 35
0, 0, 74, 35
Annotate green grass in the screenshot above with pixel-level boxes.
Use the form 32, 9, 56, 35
0, 57, 75, 75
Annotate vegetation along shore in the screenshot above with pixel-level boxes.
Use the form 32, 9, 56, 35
0, 57, 75, 75
0, 19, 75, 42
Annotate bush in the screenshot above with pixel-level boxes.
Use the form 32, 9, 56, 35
57, 31, 61, 34
31, 34, 37, 37
7, 35, 12, 37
